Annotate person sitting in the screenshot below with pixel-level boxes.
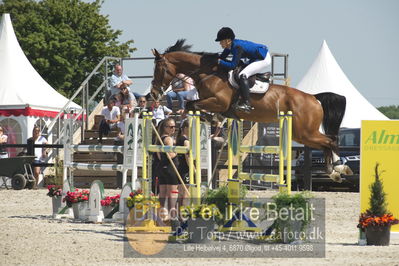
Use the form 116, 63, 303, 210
116, 85, 137, 114
115, 110, 127, 143
99, 98, 120, 143
0, 126, 8, 159
108, 64, 142, 101
152, 99, 172, 126
215, 27, 271, 113
137, 96, 153, 118
166, 73, 195, 114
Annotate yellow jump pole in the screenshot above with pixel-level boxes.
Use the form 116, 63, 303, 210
195, 111, 201, 204
143, 112, 153, 199
227, 119, 233, 180
279, 111, 285, 193
142, 112, 148, 192
287, 111, 293, 194
227, 118, 233, 220
188, 111, 195, 204
237, 119, 243, 177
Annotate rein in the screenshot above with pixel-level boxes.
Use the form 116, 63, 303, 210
153, 54, 219, 98
159, 58, 198, 87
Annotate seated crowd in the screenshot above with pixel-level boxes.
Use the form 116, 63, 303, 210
97, 65, 226, 210
100, 64, 198, 143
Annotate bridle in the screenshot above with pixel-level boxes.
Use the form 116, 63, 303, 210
152, 56, 197, 98
152, 58, 171, 97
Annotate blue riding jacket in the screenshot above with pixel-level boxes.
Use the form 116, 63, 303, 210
218, 39, 268, 70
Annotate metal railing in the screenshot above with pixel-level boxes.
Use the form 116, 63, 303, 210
44, 56, 122, 147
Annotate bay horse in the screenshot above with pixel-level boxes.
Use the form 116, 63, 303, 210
150, 40, 352, 182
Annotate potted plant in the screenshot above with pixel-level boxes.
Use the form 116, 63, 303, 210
203, 184, 247, 220
180, 204, 222, 243
63, 189, 90, 219
126, 189, 159, 225
357, 163, 399, 246
264, 192, 313, 243
101, 194, 120, 218
47, 185, 63, 215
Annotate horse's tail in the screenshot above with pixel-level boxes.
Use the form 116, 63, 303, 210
314, 92, 346, 144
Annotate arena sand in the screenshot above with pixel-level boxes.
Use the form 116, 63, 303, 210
0, 189, 398, 265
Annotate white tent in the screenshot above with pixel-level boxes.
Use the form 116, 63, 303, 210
0, 13, 79, 154
296, 40, 388, 128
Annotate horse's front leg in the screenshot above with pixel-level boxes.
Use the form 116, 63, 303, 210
186, 97, 229, 113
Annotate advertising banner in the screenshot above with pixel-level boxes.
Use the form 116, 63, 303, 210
361, 120, 399, 234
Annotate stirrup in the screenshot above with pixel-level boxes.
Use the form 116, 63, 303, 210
235, 103, 254, 113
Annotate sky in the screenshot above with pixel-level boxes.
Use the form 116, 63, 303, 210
94, 0, 398, 107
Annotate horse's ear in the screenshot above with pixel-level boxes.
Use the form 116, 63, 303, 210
152, 49, 161, 59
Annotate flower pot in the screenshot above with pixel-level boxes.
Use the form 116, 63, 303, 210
72, 201, 89, 220
102, 205, 114, 218
51, 196, 62, 215
279, 219, 304, 244
365, 225, 391, 246
186, 218, 215, 243
275, 208, 306, 243
72, 202, 80, 219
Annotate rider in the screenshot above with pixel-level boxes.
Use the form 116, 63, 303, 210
215, 27, 271, 113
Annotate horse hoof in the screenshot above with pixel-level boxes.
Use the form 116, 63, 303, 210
334, 164, 353, 175
329, 171, 342, 183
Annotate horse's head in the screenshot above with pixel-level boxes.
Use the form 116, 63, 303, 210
150, 49, 176, 101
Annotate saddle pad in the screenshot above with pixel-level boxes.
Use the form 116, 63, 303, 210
228, 70, 269, 94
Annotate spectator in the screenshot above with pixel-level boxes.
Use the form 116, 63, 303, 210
137, 96, 152, 118
155, 118, 179, 213
108, 64, 142, 101
166, 73, 195, 114
152, 99, 172, 126
116, 85, 137, 114
99, 98, 120, 143
0, 126, 8, 159
27, 126, 48, 187
176, 120, 190, 206
115, 109, 128, 143
210, 119, 225, 149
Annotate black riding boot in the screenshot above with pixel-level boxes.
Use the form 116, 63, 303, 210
236, 75, 253, 113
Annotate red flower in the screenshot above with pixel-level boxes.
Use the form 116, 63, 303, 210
100, 194, 121, 206
62, 189, 91, 207
47, 185, 63, 198
358, 211, 399, 229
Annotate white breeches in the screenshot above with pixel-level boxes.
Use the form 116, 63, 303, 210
239, 52, 271, 78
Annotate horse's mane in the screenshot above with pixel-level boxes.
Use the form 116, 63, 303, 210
164, 39, 192, 53
164, 39, 219, 67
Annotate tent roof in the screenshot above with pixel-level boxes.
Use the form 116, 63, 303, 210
0, 13, 79, 117
296, 40, 388, 128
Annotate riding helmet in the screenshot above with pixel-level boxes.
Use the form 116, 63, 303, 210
215, 27, 235, 41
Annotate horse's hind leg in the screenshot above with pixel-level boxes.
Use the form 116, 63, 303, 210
295, 132, 346, 183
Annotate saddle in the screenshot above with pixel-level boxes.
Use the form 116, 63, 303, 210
228, 64, 271, 94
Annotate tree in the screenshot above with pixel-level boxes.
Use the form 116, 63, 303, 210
377, 105, 399, 119
0, 0, 135, 99
369, 163, 387, 217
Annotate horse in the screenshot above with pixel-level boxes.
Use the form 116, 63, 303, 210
150, 39, 352, 182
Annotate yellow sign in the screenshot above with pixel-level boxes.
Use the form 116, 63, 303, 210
361, 120, 399, 233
